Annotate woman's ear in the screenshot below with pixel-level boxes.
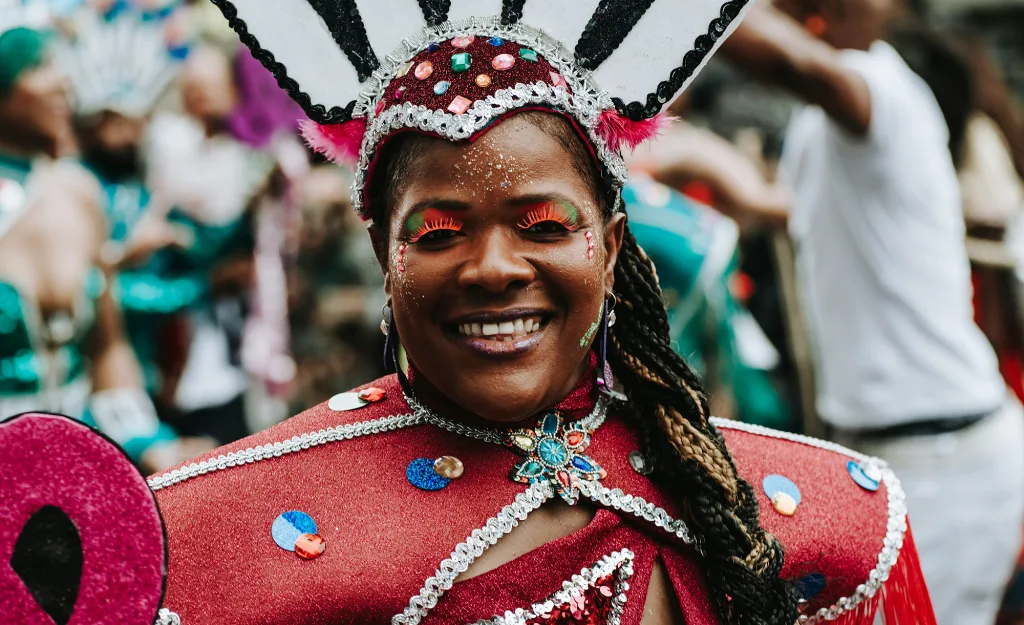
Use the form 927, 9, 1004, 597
368, 223, 389, 274
603, 212, 627, 293
367, 223, 393, 299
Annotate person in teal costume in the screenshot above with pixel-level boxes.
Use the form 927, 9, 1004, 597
0, 13, 211, 471
624, 177, 790, 429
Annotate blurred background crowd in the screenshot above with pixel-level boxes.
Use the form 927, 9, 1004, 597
3, 0, 1024, 621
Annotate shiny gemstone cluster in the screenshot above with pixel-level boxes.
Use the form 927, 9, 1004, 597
507, 412, 605, 504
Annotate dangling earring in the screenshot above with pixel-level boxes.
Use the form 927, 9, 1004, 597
596, 293, 617, 388
381, 303, 396, 372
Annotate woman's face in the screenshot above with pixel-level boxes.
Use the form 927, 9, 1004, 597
0, 62, 71, 149
372, 114, 625, 423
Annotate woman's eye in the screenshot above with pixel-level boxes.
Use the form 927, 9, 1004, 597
408, 217, 464, 244
523, 220, 571, 235
416, 228, 461, 243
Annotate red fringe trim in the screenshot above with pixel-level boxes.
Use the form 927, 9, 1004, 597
830, 524, 936, 625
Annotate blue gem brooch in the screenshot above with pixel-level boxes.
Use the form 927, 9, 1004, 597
506, 412, 605, 504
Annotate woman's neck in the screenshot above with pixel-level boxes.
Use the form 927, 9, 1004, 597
407, 354, 601, 429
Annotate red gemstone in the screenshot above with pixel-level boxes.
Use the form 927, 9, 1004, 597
294, 533, 325, 559
358, 387, 386, 402
566, 432, 584, 446
374, 99, 386, 116
557, 470, 571, 488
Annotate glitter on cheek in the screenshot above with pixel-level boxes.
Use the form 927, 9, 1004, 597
396, 243, 407, 273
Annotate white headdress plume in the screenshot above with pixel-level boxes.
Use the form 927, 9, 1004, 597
206, 0, 753, 217
57, 1, 189, 117
0, 0, 52, 35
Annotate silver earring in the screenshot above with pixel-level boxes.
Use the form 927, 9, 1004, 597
380, 303, 392, 335
607, 293, 617, 327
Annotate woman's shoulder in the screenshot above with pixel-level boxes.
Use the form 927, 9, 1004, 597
714, 419, 925, 623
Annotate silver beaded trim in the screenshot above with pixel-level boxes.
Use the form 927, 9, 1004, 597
392, 482, 555, 625
155, 608, 181, 625
350, 16, 627, 217
711, 418, 908, 624
469, 549, 635, 625
146, 413, 423, 491
577, 480, 695, 546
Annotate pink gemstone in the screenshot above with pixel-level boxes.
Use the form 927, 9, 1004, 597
294, 533, 325, 559
414, 61, 433, 80
599, 585, 613, 597
374, 99, 385, 116
557, 470, 571, 488
549, 71, 567, 88
357, 387, 386, 402
394, 86, 406, 100
447, 95, 472, 115
491, 53, 515, 71
451, 35, 475, 48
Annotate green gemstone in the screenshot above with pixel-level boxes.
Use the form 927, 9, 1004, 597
519, 48, 538, 62
451, 52, 472, 72
522, 461, 544, 476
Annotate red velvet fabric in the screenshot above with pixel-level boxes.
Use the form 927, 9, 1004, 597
0, 413, 166, 625
154, 373, 927, 624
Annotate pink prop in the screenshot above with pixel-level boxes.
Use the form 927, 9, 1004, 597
0, 413, 166, 625
299, 118, 368, 166
594, 110, 675, 152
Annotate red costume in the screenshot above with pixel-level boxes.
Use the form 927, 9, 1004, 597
150, 372, 933, 624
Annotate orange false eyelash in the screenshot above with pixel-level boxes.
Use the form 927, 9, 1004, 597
517, 203, 580, 231
409, 217, 464, 243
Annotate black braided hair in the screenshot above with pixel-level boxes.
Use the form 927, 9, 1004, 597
365, 111, 799, 625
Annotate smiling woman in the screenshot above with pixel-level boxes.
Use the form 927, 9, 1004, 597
136, 2, 936, 625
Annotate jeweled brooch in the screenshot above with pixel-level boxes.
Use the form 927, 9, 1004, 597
506, 412, 606, 504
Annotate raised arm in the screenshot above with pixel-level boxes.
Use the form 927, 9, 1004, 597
720, 2, 873, 136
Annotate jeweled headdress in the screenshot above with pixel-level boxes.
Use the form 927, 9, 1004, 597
210, 0, 751, 218
56, 0, 191, 118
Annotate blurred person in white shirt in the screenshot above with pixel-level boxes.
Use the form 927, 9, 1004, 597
721, 1, 1024, 623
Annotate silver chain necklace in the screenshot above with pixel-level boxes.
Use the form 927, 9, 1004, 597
403, 392, 610, 445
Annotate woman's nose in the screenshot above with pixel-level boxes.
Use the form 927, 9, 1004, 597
456, 229, 535, 294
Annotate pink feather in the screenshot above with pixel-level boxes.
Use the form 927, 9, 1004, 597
299, 118, 367, 166
595, 110, 675, 152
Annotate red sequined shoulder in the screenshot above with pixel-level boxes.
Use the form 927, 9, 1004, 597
715, 421, 934, 625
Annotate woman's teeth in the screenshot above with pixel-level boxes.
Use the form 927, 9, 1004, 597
457, 318, 543, 341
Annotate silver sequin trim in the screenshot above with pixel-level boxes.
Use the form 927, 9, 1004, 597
469, 549, 634, 625
350, 17, 626, 217
393, 482, 555, 625
155, 608, 181, 625
146, 413, 423, 491
711, 418, 908, 624
577, 480, 694, 545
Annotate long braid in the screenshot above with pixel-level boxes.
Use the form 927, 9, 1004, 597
611, 227, 799, 625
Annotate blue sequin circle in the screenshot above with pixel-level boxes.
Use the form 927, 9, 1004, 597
488, 37, 504, 46
272, 510, 317, 551
407, 458, 450, 491
538, 438, 568, 466
762, 474, 802, 506
433, 81, 450, 95
796, 572, 826, 600
847, 460, 880, 491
